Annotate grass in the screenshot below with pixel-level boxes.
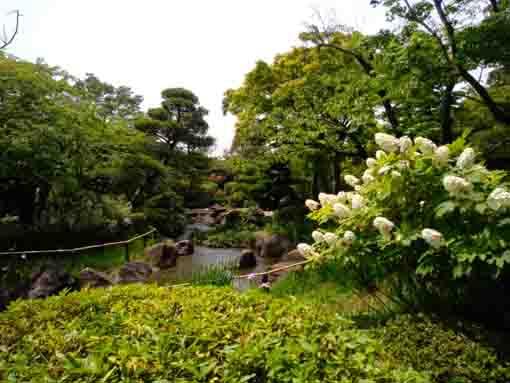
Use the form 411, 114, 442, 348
188, 261, 238, 287
269, 259, 394, 318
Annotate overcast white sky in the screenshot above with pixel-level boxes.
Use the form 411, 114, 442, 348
1, 1, 387, 154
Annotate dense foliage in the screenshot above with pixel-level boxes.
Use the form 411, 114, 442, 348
1, 285, 509, 382
0, 53, 215, 249
300, 132, 510, 325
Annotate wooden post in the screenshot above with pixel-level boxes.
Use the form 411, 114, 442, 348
125, 243, 129, 262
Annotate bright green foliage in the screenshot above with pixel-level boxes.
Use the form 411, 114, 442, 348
2, 285, 509, 382
0, 54, 147, 230
306, 133, 510, 320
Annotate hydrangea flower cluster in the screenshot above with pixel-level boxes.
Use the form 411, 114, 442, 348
298, 131, 509, 280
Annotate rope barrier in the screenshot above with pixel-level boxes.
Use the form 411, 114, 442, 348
234, 259, 311, 279
0, 228, 157, 256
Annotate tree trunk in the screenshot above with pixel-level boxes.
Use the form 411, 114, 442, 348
333, 153, 343, 193
439, 80, 456, 144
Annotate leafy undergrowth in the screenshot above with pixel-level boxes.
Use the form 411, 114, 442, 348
378, 315, 510, 383
195, 226, 256, 248
0, 285, 508, 383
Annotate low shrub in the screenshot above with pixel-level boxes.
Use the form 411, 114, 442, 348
195, 225, 257, 248
376, 315, 510, 383
0, 284, 440, 382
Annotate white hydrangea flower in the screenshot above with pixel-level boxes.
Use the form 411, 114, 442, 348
333, 203, 351, 219
397, 160, 410, 170
373, 216, 395, 235
378, 165, 392, 176
457, 148, 476, 169
312, 231, 324, 243
324, 232, 339, 246
343, 231, 356, 246
399, 136, 413, 153
433, 146, 449, 167
351, 194, 364, 209
344, 175, 360, 187
443, 175, 473, 195
318, 193, 337, 206
375, 132, 400, 153
362, 169, 375, 184
421, 228, 445, 249
376, 150, 386, 160
366, 158, 377, 168
297, 243, 313, 256
415, 137, 437, 154
487, 187, 510, 211
391, 170, 402, 178
337, 191, 348, 203
305, 199, 320, 211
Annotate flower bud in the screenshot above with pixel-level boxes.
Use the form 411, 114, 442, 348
456, 148, 475, 169
333, 203, 351, 219
415, 137, 437, 154
375, 133, 400, 153
343, 231, 356, 246
421, 228, 444, 249
312, 231, 324, 243
433, 146, 449, 167
366, 158, 377, 168
305, 199, 320, 211
344, 175, 360, 187
324, 232, 339, 246
399, 136, 413, 153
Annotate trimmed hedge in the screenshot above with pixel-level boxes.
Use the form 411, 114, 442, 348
0, 285, 508, 382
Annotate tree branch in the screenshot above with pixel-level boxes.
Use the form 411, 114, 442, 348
0, 10, 20, 50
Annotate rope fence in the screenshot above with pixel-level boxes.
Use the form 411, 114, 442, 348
1, 226, 311, 285
0, 228, 157, 259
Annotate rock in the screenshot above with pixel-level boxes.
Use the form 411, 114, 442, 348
116, 262, 153, 284
252, 231, 292, 258
176, 240, 194, 256
145, 240, 178, 269
78, 268, 113, 288
189, 208, 217, 225
282, 249, 306, 262
267, 261, 304, 284
239, 249, 257, 268
27, 267, 76, 299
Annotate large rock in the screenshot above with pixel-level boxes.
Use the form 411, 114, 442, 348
78, 268, 113, 289
27, 266, 76, 299
176, 240, 194, 256
145, 240, 178, 269
252, 231, 292, 258
282, 249, 306, 262
239, 249, 257, 268
116, 262, 153, 284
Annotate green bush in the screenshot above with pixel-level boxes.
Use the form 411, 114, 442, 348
0, 284, 439, 382
196, 225, 257, 248
376, 315, 510, 383
302, 132, 510, 319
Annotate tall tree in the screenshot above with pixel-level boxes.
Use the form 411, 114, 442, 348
371, 0, 510, 125
135, 88, 214, 164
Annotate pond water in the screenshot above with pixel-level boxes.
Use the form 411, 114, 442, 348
153, 246, 278, 290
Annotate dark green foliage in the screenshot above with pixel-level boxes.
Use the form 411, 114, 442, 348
378, 315, 510, 383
